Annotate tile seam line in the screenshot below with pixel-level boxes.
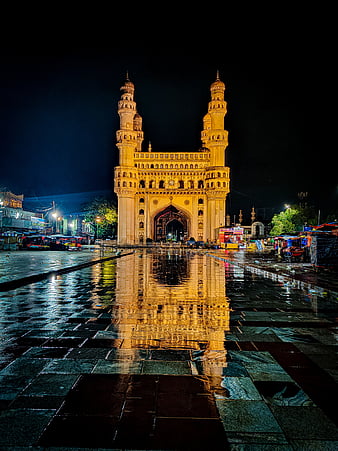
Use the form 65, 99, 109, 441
206, 252, 338, 298
0, 251, 134, 292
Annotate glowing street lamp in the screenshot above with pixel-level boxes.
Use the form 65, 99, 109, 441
95, 216, 101, 240
51, 211, 60, 234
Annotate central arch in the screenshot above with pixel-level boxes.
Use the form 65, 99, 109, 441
154, 205, 189, 242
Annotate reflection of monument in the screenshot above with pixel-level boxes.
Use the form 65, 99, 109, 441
114, 251, 230, 374
114, 73, 230, 245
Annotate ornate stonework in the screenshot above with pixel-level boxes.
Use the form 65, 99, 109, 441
114, 73, 230, 245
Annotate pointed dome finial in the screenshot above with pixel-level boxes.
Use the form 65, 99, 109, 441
216, 69, 220, 80
126, 70, 130, 81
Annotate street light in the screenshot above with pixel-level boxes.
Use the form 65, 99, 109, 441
51, 211, 59, 234
95, 216, 101, 241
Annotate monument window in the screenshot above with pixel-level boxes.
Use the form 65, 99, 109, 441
198, 198, 204, 204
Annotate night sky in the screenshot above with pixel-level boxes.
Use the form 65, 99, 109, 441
0, 14, 336, 221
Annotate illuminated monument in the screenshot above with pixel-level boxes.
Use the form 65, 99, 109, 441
114, 72, 230, 245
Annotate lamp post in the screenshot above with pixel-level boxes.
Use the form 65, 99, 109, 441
51, 212, 57, 234
95, 216, 101, 241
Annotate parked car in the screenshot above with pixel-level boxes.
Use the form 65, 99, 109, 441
195, 241, 205, 248
186, 238, 196, 247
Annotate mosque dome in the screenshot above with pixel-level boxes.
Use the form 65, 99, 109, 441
120, 73, 135, 92
210, 71, 225, 91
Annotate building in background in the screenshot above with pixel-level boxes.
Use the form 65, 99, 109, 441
0, 191, 46, 234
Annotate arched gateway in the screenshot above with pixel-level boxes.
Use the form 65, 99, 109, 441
154, 205, 188, 242
114, 73, 230, 245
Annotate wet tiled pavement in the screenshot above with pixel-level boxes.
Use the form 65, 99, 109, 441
0, 248, 337, 450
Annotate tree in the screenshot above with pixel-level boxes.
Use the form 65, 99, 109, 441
269, 205, 317, 236
82, 197, 117, 239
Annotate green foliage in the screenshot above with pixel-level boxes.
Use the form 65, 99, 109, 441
270, 205, 317, 236
82, 197, 117, 238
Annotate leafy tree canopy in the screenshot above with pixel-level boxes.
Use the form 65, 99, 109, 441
269, 205, 318, 236
82, 197, 117, 238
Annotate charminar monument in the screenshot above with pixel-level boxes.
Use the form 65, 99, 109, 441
114, 72, 230, 245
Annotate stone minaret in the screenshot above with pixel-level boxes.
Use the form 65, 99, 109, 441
201, 72, 230, 239
115, 74, 144, 245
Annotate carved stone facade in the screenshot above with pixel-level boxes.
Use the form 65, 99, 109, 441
114, 74, 230, 245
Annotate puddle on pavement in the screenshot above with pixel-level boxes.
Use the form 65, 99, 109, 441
99, 249, 231, 354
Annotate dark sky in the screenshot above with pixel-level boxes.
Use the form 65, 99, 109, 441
0, 13, 336, 220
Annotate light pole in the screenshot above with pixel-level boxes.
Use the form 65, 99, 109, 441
51, 212, 57, 234
95, 216, 101, 241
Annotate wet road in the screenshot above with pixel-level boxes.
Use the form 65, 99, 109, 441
0, 248, 337, 449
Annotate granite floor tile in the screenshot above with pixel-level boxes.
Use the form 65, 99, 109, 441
0, 409, 54, 446
106, 348, 149, 360
150, 349, 191, 360
221, 377, 262, 400
270, 406, 338, 440
245, 363, 293, 382
254, 381, 315, 406
216, 400, 284, 433
142, 360, 192, 374
65, 347, 110, 359
124, 394, 156, 414
157, 374, 208, 394
222, 362, 250, 377
0, 374, 33, 401
43, 337, 86, 347
58, 390, 125, 416
290, 439, 338, 450
154, 417, 229, 450
226, 431, 289, 445
113, 411, 156, 449
157, 392, 219, 417
0, 357, 51, 377
92, 359, 142, 374
41, 358, 97, 374
9, 394, 65, 410
75, 373, 131, 394
81, 338, 123, 348
22, 346, 69, 358
37, 414, 119, 448
228, 350, 278, 365
21, 374, 79, 396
